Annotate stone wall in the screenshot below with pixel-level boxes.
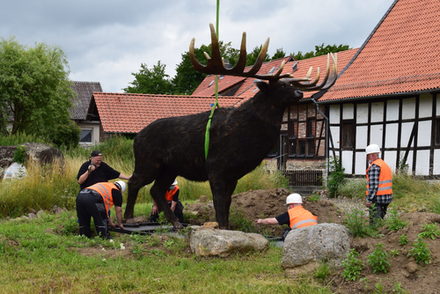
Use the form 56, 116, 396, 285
0, 146, 17, 178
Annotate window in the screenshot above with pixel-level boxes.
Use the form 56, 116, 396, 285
80, 129, 92, 143
341, 120, 355, 149
435, 117, 440, 146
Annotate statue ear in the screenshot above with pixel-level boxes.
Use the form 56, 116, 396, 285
256, 81, 269, 93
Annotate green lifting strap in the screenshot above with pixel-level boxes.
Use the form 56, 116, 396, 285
204, 0, 220, 159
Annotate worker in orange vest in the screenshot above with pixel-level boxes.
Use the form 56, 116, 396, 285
149, 179, 184, 223
76, 181, 126, 239
365, 144, 393, 225
255, 193, 318, 237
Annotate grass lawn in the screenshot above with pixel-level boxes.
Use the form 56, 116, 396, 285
0, 210, 332, 294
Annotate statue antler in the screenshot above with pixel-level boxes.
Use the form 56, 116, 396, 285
189, 24, 338, 91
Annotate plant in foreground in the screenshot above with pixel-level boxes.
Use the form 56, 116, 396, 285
399, 234, 409, 246
367, 243, 390, 274
313, 262, 331, 282
408, 238, 431, 265
342, 249, 363, 281
385, 209, 407, 231
344, 209, 376, 238
418, 223, 440, 240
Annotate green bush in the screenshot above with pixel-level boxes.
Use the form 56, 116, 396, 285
341, 249, 363, 281
418, 223, 440, 240
385, 209, 407, 231
50, 120, 79, 149
344, 209, 376, 237
327, 157, 345, 198
399, 234, 409, 246
12, 145, 27, 164
367, 243, 390, 273
408, 238, 431, 264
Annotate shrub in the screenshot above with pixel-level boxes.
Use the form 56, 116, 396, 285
327, 157, 345, 198
12, 145, 27, 164
367, 243, 390, 274
408, 238, 431, 265
341, 249, 364, 281
50, 120, 80, 149
418, 223, 440, 240
344, 209, 376, 237
399, 234, 409, 246
384, 209, 407, 231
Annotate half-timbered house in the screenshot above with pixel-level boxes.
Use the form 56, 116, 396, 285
319, 0, 440, 177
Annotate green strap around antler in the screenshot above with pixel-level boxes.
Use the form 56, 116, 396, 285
204, 0, 220, 159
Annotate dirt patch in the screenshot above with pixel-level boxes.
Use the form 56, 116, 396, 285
186, 188, 343, 235
332, 211, 440, 294
186, 189, 440, 293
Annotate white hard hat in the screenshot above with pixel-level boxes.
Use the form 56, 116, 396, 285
366, 144, 381, 155
172, 179, 178, 186
286, 193, 302, 205
114, 181, 127, 192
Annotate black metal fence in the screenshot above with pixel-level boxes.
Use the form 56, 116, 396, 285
283, 170, 323, 187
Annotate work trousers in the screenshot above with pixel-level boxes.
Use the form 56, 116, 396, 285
76, 190, 109, 238
150, 201, 184, 223
369, 202, 389, 226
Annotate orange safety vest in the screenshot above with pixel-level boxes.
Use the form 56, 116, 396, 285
87, 182, 118, 217
366, 158, 393, 196
288, 206, 318, 229
165, 185, 179, 202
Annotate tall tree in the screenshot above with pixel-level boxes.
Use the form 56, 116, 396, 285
0, 38, 78, 147
124, 61, 173, 94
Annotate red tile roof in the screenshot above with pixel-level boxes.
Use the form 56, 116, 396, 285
192, 50, 358, 101
93, 93, 243, 133
321, 0, 440, 101
237, 50, 358, 100
192, 57, 292, 97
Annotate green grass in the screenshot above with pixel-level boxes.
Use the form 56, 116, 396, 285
0, 152, 287, 218
0, 211, 332, 294
336, 173, 440, 213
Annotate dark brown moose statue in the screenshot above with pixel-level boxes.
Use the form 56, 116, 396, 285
124, 24, 338, 229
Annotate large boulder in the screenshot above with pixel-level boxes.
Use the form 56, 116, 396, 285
22, 143, 64, 165
0, 143, 64, 179
0, 146, 16, 178
282, 223, 351, 276
190, 228, 269, 257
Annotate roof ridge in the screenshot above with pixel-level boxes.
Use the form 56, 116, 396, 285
329, 71, 440, 91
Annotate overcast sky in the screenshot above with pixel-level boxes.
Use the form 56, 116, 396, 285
0, 0, 395, 93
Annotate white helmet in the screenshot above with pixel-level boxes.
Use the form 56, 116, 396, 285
286, 193, 302, 205
366, 144, 381, 155
114, 181, 127, 192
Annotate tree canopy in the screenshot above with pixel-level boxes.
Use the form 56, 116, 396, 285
124, 61, 173, 94
125, 43, 350, 95
291, 43, 350, 60
0, 38, 78, 147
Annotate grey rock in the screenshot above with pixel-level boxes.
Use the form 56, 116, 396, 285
282, 223, 351, 269
190, 228, 269, 257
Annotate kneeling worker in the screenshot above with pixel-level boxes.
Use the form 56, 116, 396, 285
76, 180, 126, 238
256, 193, 318, 231
150, 179, 184, 223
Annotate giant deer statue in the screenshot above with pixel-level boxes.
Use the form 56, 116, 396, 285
124, 24, 338, 229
